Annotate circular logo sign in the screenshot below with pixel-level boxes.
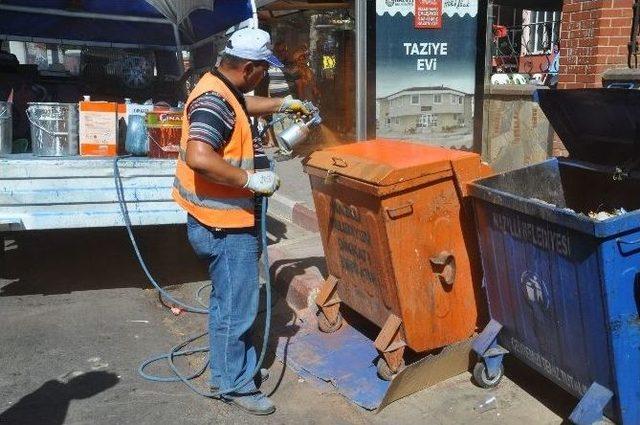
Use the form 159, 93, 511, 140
520, 271, 551, 310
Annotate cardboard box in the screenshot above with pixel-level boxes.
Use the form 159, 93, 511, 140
79, 101, 118, 156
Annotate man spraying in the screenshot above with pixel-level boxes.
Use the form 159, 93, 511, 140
172, 28, 309, 416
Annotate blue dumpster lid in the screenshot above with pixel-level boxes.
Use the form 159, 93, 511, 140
535, 88, 640, 166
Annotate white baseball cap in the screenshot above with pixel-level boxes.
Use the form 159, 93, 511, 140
223, 28, 284, 68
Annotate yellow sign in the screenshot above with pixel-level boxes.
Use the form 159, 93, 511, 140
322, 55, 336, 70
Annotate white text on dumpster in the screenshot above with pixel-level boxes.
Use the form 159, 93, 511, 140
491, 212, 571, 257
507, 337, 588, 396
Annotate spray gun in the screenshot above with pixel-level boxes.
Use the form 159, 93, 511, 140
276, 101, 322, 154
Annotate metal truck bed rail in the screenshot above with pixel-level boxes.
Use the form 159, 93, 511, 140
0, 155, 184, 230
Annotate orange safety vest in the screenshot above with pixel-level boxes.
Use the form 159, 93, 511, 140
172, 72, 255, 228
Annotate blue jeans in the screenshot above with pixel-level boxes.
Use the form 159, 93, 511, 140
186, 214, 260, 394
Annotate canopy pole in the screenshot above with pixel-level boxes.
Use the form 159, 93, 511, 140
173, 24, 185, 75
250, 0, 259, 29
355, 0, 367, 141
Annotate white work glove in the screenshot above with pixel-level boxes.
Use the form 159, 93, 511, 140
243, 170, 281, 196
278, 96, 311, 115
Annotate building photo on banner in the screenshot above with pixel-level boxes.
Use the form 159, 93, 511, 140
376, 0, 478, 148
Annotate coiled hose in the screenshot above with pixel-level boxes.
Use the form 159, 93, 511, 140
113, 156, 272, 397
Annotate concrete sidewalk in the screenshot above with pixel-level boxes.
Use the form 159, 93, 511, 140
266, 215, 324, 311
268, 148, 319, 233
263, 148, 327, 311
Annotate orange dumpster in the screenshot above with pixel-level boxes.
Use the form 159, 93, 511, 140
303, 140, 492, 379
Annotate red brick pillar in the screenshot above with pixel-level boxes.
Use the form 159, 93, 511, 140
553, 0, 633, 156
559, 0, 633, 89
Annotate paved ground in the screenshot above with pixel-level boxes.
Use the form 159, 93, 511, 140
0, 225, 363, 425
271, 147, 315, 210
0, 215, 579, 424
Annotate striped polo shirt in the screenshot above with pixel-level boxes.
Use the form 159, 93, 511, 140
188, 92, 268, 170
188, 93, 236, 152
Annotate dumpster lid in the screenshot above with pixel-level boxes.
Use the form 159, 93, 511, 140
303, 140, 478, 187
536, 88, 640, 166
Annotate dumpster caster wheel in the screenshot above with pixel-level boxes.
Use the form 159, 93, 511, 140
473, 362, 504, 388
376, 357, 405, 381
317, 310, 343, 333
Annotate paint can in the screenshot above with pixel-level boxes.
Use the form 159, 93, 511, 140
27, 102, 79, 156
146, 110, 182, 159
0, 101, 12, 155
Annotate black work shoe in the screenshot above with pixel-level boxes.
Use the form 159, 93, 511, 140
222, 391, 275, 416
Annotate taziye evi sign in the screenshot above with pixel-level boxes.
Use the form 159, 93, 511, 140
375, 0, 478, 149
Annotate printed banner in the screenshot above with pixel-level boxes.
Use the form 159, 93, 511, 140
376, 0, 479, 148
415, 0, 442, 29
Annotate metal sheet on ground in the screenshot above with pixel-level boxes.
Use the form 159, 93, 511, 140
276, 310, 473, 410
378, 338, 474, 410
276, 311, 390, 410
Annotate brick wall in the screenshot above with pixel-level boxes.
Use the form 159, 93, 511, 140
559, 0, 633, 89
553, 0, 634, 156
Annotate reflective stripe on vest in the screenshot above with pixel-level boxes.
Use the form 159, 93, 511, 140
172, 72, 255, 229
173, 178, 254, 210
